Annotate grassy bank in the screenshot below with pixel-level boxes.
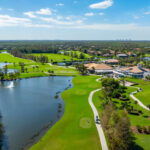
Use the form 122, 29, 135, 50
125, 77, 150, 106
30, 76, 101, 150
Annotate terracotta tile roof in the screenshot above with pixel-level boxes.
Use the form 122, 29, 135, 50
121, 66, 143, 73
110, 50, 115, 54
106, 59, 119, 63
143, 68, 150, 72
127, 52, 132, 55
85, 63, 112, 70
85, 63, 95, 68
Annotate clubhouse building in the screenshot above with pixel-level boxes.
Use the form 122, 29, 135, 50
85, 63, 113, 75
119, 65, 150, 79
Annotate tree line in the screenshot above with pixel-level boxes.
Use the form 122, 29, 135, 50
100, 78, 143, 150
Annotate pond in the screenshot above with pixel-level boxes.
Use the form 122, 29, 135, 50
143, 57, 150, 61
0, 76, 73, 150
0, 63, 18, 74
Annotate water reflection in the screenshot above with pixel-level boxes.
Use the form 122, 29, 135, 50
0, 76, 72, 150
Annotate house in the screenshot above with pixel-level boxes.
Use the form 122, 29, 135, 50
117, 54, 128, 58
105, 59, 119, 65
85, 63, 113, 75
97, 51, 102, 56
119, 65, 150, 78
109, 50, 115, 55
127, 52, 137, 57
103, 53, 111, 57
88, 50, 97, 55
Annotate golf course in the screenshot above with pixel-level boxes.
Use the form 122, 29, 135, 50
0, 53, 79, 79
1, 52, 150, 150
30, 76, 102, 150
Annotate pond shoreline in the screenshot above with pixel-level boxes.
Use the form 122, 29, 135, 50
0, 76, 73, 150
22, 77, 73, 150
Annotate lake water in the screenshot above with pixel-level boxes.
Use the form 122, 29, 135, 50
0, 76, 72, 150
143, 57, 150, 61
0, 63, 18, 73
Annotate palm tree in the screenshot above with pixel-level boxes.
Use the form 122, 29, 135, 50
76, 64, 88, 75
0, 69, 5, 81
4, 65, 8, 75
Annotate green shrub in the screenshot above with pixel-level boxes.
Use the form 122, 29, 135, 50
136, 125, 142, 133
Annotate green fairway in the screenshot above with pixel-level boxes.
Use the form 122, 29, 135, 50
0, 50, 7, 53
0, 53, 33, 63
0, 53, 79, 77
125, 78, 150, 106
30, 76, 101, 150
8, 63, 79, 76
66, 50, 91, 59
27, 53, 79, 62
135, 134, 150, 150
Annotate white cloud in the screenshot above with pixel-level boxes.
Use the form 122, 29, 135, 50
0, 14, 30, 27
24, 8, 52, 18
99, 12, 104, 16
36, 8, 51, 15
56, 16, 63, 20
24, 23, 53, 28
40, 17, 83, 25
85, 12, 94, 16
89, 0, 113, 9
69, 23, 139, 30
133, 15, 139, 19
144, 11, 150, 15
24, 11, 37, 18
8, 8, 14, 11
66, 16, 72, 20
56, 3, 64, 7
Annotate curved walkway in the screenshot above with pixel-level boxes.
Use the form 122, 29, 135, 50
88, 78, 108, 150
130, 88, 149, 111
121, 81, 149, 111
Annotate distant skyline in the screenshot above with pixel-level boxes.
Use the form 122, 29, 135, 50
0, 0, 150, 40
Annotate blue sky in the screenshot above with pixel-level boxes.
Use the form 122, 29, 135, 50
0, 0, 150, 40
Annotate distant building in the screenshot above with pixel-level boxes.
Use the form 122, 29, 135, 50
143, 57, 150, 61
117, 54, 128, 58
109, 50, 115, 55
127, 52, 137, 57
105, 59, 119, 65
85, 63, 113, 75
103, 53, 111, 57
88, 50, 97, 55
119, 65, 150, 78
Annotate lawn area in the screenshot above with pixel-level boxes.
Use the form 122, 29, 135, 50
27, 53, 79, 62
0, 53, 33, 63
30, 76, 101, 150
8, 63, 79, 76
0, 50, 7, 53
93, 81, 150, 150
66, 50, 91, 59
125, 77, 150, 106
135, 134, 150, 150
145, 54, 150, 57
0, 53, 79, 77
